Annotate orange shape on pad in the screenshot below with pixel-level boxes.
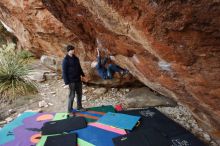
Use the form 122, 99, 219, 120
36, 114, 54, 121
30, 133, 41, 143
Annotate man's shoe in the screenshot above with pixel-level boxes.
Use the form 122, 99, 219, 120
77, 107, 87, 112
109, 55, 115, 61
123, 69, 129, 75
67, 112, 75, 118
121, 69, 129, 77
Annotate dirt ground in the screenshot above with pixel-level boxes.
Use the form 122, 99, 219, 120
0, 79, 128, 120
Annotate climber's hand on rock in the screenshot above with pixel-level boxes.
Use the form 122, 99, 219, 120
81, 76, 89, 82
109, 55, 115, 60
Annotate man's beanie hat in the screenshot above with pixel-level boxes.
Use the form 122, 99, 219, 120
67, 45, 75, 52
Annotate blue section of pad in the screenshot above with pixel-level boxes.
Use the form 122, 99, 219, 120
74, 125, 121, 146
97, 112, 140, 130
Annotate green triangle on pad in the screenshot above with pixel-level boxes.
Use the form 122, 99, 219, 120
78, 138, 95, 146
52, 113, 68, 121
87, 105, 115, 113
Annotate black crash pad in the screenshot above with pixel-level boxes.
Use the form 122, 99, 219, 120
119, 108, 188, 137
170, 132, 206, 146
113, 128, 171, 146
44, 133, 77, 146
118, 108, 206, 146
41, 117, 87, 135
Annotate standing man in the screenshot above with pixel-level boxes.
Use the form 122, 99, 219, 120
62, 45, 86, 116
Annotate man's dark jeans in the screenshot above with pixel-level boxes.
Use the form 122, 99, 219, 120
68, 81, 82, 113
107, 64, 125, 79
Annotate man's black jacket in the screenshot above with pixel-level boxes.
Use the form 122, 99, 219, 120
62, 55, 85, 85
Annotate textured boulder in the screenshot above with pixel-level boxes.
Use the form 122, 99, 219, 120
124, 87, 176, 108
27, 71, 46, 82
40, 55, 62, 72
93, 88, 107, 96
0, 0, 219, 143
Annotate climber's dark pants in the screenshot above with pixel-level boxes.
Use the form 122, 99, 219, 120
68, 81, 82, 113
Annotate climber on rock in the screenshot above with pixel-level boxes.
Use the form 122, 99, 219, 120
91, 47, 128, 80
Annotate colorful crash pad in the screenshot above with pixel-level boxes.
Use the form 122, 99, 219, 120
97, 112, 140, 130
72, 105, 115, 123
88, 122, 126, 135
73, 110, 102, 122
87, 105, 115, 113
0, 112, 54, 146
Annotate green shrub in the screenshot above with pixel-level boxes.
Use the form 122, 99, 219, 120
18, 50, 35, 60
0, 43, 38, 99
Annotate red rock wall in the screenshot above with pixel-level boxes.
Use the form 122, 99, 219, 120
0, 0, 219, 143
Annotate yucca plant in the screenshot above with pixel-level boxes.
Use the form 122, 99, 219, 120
0, 43, 38, 99
18, 50, 35, 60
